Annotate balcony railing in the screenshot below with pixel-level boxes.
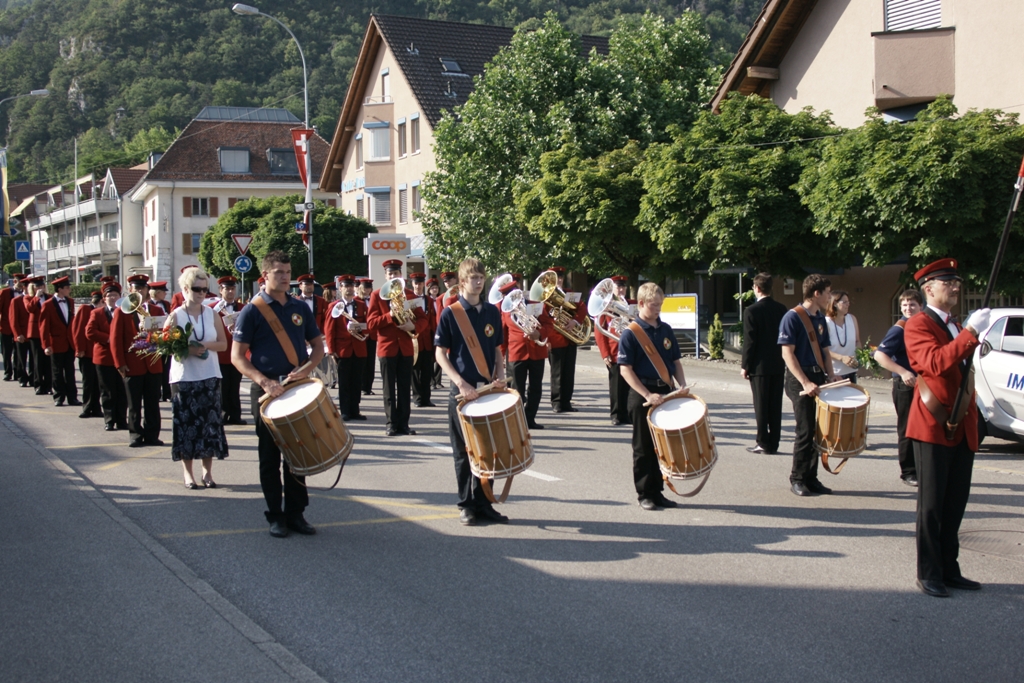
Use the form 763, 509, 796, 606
34, 199, 119, 228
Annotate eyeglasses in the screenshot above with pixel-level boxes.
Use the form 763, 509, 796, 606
191, 287, 209, 294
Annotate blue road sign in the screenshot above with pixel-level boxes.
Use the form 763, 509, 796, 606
234, 255, 253, 273
15, 240, 30, 261
294, 222, 307, 233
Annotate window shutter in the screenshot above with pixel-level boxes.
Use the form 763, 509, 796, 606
150, 202, 156, 221
228, 197, 238, 209
327, 199, 336, 208
182, 233, 192, 255
885, 0, 941, 31
182, 197, 192, 218
209, 197, 219, 217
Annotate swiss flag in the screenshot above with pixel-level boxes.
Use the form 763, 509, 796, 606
291, 128, 314, 190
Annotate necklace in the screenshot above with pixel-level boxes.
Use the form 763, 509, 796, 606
185, 305, 206, 342
833, 316, 848, 348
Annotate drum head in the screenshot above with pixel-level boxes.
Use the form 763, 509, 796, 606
650, 397, 705, 429
818, 385, 868, 408
460, 391, 518, 417
263, 380, 323, 418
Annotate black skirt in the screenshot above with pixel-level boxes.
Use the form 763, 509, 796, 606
171, 377, 229, 461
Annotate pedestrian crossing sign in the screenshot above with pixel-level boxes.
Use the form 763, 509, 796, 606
15, 240, 30, 260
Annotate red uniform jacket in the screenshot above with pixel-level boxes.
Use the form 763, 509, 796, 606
9, 293, 29, 339
169, 291, 185, 310
72, 303, 95, 356
25, 295, 42, 340
324, 297, 368, 359
295, 294, 327, 333
39, 296, 76, 354
366, 286, 428, 357
905, 310, 980, 450
594, 314, 619, 361
415, 293, 435, 353
86, 306, 117, 366
502, 307, 554, 362
151, 299, 172, 316
0, 286, 13, 336
547, 290, 589, 349
110, 304, 163, 375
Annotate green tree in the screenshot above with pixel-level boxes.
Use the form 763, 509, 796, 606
638, 94, 845, 277
199, 195, 376, 281
799, 98, 1024, 293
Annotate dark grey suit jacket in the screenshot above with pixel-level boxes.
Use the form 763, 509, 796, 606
741, 296, 788, 376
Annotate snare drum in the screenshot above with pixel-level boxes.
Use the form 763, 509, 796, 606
814, 383, 870, 473
648, 395, 717, 497
260, 378, 353, 486
457, 388, 534, 503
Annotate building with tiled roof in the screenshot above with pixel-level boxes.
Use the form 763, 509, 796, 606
318, 14, 607, 282
131, 106, 334, 284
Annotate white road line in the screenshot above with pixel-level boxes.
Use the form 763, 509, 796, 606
413, 439, 561, 481
522, 470, 561, 482
413, 438, 451, 452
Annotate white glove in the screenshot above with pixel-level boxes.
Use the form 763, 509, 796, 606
965, 308, 992, 337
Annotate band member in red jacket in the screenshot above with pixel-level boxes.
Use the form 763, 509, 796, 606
324, 274, 368, 421
905, 258, 991, 598
73, 290, 103, 418
546, 266, 588, 413
498, 279, 554, 430
409, 271, 436, 408
594, 275, 633, 426
39, 276, 79, 407
25, 277, 52, 395
212, 275, 246, 425
1, 274, 17, 382
87, 283, 129, 431
295, 274, 327, 332
358, 277, 377, 395
5, 274, 31, 386
111, 274, 164, 448
366, 260, 428, 436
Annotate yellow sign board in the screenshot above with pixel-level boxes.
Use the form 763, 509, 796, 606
661, 294, 698, 330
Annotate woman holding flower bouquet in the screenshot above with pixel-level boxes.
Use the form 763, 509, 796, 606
165, 268, 228, 489
825, 290, 861, 384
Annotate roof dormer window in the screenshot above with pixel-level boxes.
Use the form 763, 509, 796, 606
219, 147, 250, 174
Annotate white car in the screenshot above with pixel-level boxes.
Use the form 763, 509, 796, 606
975, 308, 1024, 444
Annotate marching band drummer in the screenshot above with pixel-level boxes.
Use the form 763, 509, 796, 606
434, 258, 509, 527
409, 272, 436, 408
149, 281, 172, 401
547, 266, 587, 414
499, 279, 553, 431
618, 283, 686, 511
296, 273, 327, 332
357, 277, 377, 395
213, 275, 246, 425
87, 282, 129, 431
111, 274, 164, 448
595, 275, 632, 426
324, 274, 368, 421
231, 250, 323, 539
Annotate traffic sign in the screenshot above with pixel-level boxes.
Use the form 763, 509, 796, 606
294, 202, 316, 212
234, 255, 253, 273
14, 240, 29, 261
294, 222, 307, 233
231, 234, 253, 255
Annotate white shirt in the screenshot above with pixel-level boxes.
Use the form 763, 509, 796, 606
169, 306, 221, 384
927, 304, 960, 339
826, 313, 858, 376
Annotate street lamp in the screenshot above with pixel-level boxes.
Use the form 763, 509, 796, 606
0, 89, 50, 109
232, 3, 315, 275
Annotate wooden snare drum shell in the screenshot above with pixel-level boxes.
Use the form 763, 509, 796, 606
814, 384, 870, 458
457, 388, 534, 480
648, 396, 717, 480
260, 378, 354, 477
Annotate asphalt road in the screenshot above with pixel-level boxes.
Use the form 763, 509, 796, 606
2, 350, 1023, 682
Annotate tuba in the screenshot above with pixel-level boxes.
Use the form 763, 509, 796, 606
383, 277, 419, 362
501, 289, 545, 345
587, 278, 634, 342
330, 300, 367, 341
487, 273, 514, 306
529, 270, 592, 345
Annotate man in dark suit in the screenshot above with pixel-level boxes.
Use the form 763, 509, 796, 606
740, 273, 788, 454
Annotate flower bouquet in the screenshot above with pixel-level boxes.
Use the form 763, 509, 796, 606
854, 338, 881, 377
131, 323, 207, 362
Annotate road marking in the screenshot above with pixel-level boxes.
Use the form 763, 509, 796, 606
50, 442, 127, 450
975, 465, 1024, 476
310, 494, 453, 512
96, 449, 165, 470
413, 438, 451, 452
522, 470, 561, 482
157, 512, 461, 539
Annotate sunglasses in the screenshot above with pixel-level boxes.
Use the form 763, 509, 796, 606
191, 287, 209, 294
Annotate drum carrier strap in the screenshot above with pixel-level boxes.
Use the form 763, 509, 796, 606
450, 302, 513, 504
253, 295, 300, 369
792, 305, 827, 371
626, 322, 672, 386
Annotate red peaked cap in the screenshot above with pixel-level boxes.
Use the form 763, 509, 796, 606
914, 259, 963, 285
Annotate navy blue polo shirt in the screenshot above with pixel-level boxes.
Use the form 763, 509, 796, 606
434, 295, 503, 386
233, 291, 321, 378
778, 307, 831, 368
876, 317, 912, 377
617, 317, 681, 381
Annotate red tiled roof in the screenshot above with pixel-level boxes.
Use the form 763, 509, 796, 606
6, 184, 49, 204
106, 168, 147, 196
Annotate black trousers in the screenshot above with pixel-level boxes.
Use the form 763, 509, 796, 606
628, 383, 669, 501
79, 356, 101, 416
14, 340, 31, 384
508, 359, 545, 426
784, 368, 825, 484
29, 338, 51, 392
749, 373, 785, 453
97, 364, 128, 427
548, 345, 577, 409
124, 372, 162, 442
432, 359, 444, 388
362, 339, 377, 392
379, 354, 413, 430
447, 386, 492, 511
411, 347, 433, 406
250, 382, 308, 520
607, 362, 630, 422
336, 355, 363, 418
913, 438, 974, 583
220, 363, 243, 422
50, 350, 77, 402
1, 333, 13, 379
893, 380, 917, 479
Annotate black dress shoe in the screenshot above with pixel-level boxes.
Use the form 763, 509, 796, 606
459, 509, 477, 526
184, 481, 199, 490
806, 480, 833, 495
269, 520, 290, 538
286, 515, 316, 535
639, 498, 659, 511
746, 445, 766, 454
916, 579, 950, 597
104, 424, 116, 431
566, 406, 579, 412
528, 423, 545, 430
54, 399, 64, 407
398, 428, 417, 435
203, 480, 217, 489
350, 414, 367, 421
144, 438, 165, 446
611, 418, 622, 426
128, 439, 145, 448
79, 412, 91, 418
363, 390, 375, 396
653, 494, 678, 509
945, 575, 982, 591
551, 406, 564, 414
478, 507, 510, 524
902, 476, 919, 487
341, 415, 353, 421
385, 428, 398, 436
67, 399, 82, 406
116, 423, 130, 431
791, 481, 816, 497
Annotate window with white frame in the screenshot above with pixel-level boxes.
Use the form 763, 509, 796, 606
356, 197, 364, 219
411, 184, 421, 215
369, 127, 390, 161
355, 134, 363, 169
192, 197, 209, 216
381, 71, 390, 100
411, 116, 420, 153
398, 121, 407, 157
370, 191, 391, 225
219, 148, 250, 174
398, 188, 408, 224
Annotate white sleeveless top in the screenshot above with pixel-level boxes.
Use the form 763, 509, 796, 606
826, 313, 858, 376
169, 306, 222, 383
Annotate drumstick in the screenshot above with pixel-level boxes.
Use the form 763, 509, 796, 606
257, 361, 316, 404
643, 384, 694, 407
455, 381, 501, 401
799, 378, 851, 396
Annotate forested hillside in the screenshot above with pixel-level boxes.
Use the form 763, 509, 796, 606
0, 0, 762, 186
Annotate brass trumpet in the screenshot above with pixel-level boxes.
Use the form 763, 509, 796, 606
529, 270, 592, 345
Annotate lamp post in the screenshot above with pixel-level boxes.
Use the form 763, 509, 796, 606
0, 89, 49, 110
231, 3, 315, 276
